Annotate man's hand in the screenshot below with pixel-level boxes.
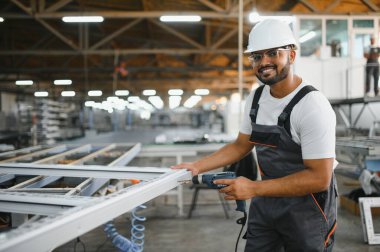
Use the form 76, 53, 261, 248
171, 162, 200, 176
215, 177, 255, 200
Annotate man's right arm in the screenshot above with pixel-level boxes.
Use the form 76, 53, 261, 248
171, 133, 254, 175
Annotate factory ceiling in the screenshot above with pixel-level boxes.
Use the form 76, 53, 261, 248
1, 0, 380, 100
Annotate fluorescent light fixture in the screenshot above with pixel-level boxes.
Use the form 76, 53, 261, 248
115, 90, 129, 96
62, 16, 104, 23
194, 89, 210, 95
169, 96, 181, 109
128, 96, 140, 102
88, 90, 102, 97
34, 91, 48, 97
0, 17, 4, 22
168, 89, 183, 96
249, 14, 295, 24
160, 15, 201, 22
148, 96, 164, 110
300, 31, 316, 43
85, 101, 95, 107
184, 95, 202, 108
61, 91, 75, 97
54, 79, 72, 85
143, 89, 156, 96
248, 9, 260, 23
15, 80, 33, 85
107, 96, 119, 102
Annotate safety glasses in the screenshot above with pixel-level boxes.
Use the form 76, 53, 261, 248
248, 47, 291, 67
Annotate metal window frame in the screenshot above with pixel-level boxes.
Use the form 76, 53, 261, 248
359, 197, 380, 244
0, 167, 191, 252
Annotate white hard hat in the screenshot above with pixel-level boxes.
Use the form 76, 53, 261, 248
245, 19, 298, 53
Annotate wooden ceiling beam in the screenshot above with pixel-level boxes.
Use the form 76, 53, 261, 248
11, 0, 79, 50
0, 48, 238, 56
361, 0, 380, 11
150, 20, 205, 49
230, 0, 251, 13
197, 0, 226, 13
298, 0, 318, 12
33, 11, 240, 19
90, 18, 144, 50
211, 27, 238, 50
45, 0, 72, 12
38, 0, 45, 12
325, 0, 341, 13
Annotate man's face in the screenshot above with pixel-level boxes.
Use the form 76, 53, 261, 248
250, 47, 293, 86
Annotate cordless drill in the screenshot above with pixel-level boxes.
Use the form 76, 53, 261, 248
191, 171, 246, 213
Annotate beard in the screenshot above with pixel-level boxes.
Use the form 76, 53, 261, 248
255, 60, 290, 86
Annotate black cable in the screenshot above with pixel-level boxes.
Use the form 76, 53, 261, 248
74, 237, 86, 252
235, 211, 247, 252
95, 236, 110, 252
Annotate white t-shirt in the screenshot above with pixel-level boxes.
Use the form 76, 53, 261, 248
240, 82, 336, 160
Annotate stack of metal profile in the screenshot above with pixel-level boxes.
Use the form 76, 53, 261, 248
336, 137, 380, 170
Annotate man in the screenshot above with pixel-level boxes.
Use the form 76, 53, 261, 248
172, 19, 337, 252
364, 36, 380, 96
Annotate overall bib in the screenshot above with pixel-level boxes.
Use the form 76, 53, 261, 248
244, 85, 337, 252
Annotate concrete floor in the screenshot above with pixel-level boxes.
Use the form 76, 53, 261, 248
53, 128, 380, 252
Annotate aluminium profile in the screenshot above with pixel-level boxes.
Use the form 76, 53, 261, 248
70, 143, 141, 196
0, 192, 95, 215
359, 197, 380, 244
0, 163, 170, 181
0, 169, 191, 252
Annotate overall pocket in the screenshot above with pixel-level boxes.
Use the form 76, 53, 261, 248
249, 131, 280, 148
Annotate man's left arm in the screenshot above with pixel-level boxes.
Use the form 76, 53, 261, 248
218, 157, 333, 200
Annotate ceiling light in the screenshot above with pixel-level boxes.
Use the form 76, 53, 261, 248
115, 90, 129, 96
168, 89, 183, 96
88, 90, 102, 97
148, 96, 164, 110
85, 101, 95, 107
160, 15, 201, 22
300, 31, 316, 43
249, 14, 295, 24
62, 16, 104, 23
194, 89, 210, 95
169, 96, 181, 109
143, 89, 156, 96
107, 96, 119, 102
15, 80, 33, 85
184, 95, 202, 108
61, 91, 75, 97
128, 96, 140, 102
0, 17, 4, 22
54, 79, 72, 85
34, 91, 48, 97
248, 9, 260, 23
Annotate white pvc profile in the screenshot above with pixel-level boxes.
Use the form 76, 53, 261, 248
0, 192, 95, 215
359, 197, 380, 244
0, 163, 171, 181
0, 169, 191, 252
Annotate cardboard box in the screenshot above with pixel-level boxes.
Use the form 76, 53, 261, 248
340, 195, 380, 216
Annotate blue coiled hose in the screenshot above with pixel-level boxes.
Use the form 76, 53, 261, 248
131, 205, 146, 250
103, 205, 146, 252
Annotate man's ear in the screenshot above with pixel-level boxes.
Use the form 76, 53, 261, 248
289, 50, 296, 64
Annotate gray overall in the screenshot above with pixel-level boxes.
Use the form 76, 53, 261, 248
244, 85, 337, 252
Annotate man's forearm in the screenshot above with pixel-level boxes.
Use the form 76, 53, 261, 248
193, 143, 247, 173
250, 158, 334, 198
